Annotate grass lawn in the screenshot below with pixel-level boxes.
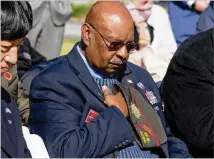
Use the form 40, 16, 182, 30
60, 38, 80, 56
71, 3, 92, 21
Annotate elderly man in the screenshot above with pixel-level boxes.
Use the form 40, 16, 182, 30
29, 1, 191, 158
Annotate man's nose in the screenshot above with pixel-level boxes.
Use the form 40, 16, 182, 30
5, 47, 18, 65
116, 45, 129, 60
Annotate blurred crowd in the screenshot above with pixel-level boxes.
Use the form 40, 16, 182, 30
1, 0, 214, 158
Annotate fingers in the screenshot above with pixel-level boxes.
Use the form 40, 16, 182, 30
102, 86, 111, 98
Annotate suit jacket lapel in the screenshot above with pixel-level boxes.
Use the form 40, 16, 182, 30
1, 106, 16, 158
121, 63, 134, 86
1, 127, 15, 157
67, 43, 104, 102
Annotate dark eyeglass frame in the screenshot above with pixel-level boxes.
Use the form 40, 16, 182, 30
87, 23, 138, 52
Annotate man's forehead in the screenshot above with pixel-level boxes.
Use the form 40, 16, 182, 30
100, 16, 134, 40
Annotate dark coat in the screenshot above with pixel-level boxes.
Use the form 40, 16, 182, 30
1, 87, 31, 158
17, 37, 46, 79
161, 28, 214, 157
28, 43, 191, 158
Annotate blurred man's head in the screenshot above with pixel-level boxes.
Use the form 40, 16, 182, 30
1, 1, 32, 75
81, 1, 137, 77
126, 0, 152, 22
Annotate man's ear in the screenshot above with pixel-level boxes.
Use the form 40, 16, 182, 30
81, 23, 91, 47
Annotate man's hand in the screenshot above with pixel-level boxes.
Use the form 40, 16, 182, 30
193, 1, 210, 12
102, 86, 128, 117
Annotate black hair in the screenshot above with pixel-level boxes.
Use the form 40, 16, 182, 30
1, 1, 33, 40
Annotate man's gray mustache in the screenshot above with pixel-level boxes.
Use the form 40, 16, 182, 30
109, 59, 127, 65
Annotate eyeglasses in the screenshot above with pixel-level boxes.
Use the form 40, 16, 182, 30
88, 23, 138, 52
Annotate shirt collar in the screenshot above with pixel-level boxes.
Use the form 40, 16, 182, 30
77, 44, 105, 79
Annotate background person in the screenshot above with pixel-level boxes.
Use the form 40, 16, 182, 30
168, 1, 210, 46
161, 28, 214, 158
1, 1, 49, 158
126, 0, 177, 84
27, 0, 72, 60
1, 1, 33, 157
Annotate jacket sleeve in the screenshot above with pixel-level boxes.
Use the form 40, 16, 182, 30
29, 74, 135, 158
16, 80, 30, 126
196, 7, 214, 33
144, 70, 192, 158
17, 38, 46, 79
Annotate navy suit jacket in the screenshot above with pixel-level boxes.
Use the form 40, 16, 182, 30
29, 43, 191, 158
1, 87, 31, 158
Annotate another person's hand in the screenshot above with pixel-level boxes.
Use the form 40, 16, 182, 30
128, 46, 153, 67
102, 86, 128, 117
193, 1, 210, 12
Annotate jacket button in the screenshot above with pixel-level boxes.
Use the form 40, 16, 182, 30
118, 143, 122, 147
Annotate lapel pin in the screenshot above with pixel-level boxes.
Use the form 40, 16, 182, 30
137, 82, 145, 89
8, 120, 12, 124
85, 109, 99, 123
145, 90, 158, 105
127, 79, 133, 83
5, 108, 11, 114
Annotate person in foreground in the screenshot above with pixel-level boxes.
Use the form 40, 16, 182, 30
1, 1, 49, 158
1, 1, 32, 157
161, 28, 214, 158
29, 1, 191, 158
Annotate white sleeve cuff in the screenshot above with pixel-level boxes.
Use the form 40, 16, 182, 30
187, 1, 195, 7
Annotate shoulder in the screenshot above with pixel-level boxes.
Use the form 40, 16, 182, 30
202, 5, 214, 17
32, 55, 69, 83
175, 28, 213, 59
127, 62, 154, 84
30, 54, 79, 98
127, 62, 149, 75
164, 29, 214, 85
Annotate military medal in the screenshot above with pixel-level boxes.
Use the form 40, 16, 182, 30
140, 131, 151, 144
145, 90, 158, 105
130, 103, 141, 119
127, 79, 133, 83
137, 82, 145, 89
85, 109, 99, 123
